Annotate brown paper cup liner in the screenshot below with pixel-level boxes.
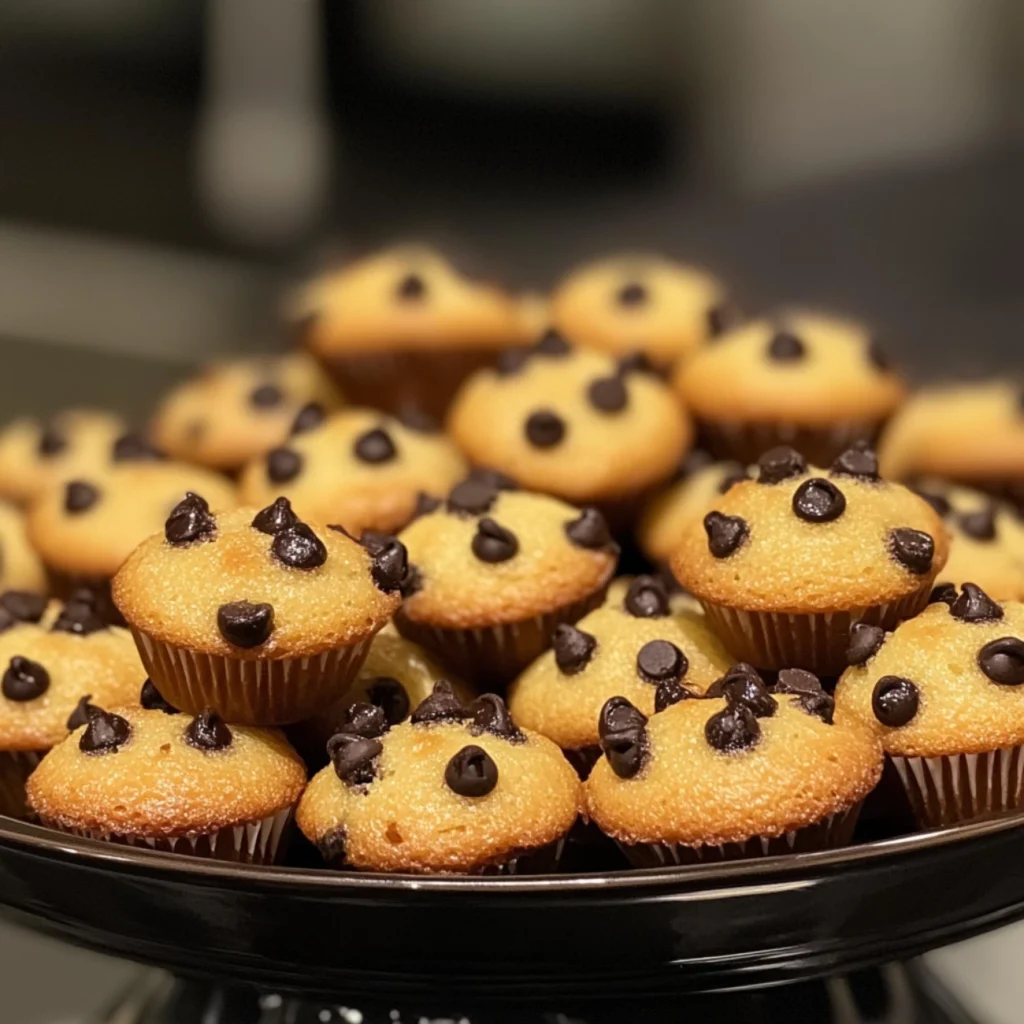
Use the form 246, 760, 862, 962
699, 419, 883, 467
39, 806, 294, 865
890, 746, 1024, 829
619, 803, 862, 867
44, 568, 125, 627
131, 630, 374, 726
0, 750, 44, 819
563, 746, 602, 780
699, 581, 936, 675
394, 582, 610, 692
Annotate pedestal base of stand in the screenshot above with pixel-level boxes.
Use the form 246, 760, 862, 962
96, 963, 980, 1024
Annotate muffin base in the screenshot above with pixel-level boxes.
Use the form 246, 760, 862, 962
0, 750, 44, 819
699, 419, 883, 467
131, 630, 374, 726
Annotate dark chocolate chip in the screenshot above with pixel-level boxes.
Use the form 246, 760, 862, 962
397, 405, 439, 434
553, 623, 597, 675
252, 496, 299, 536
793, 478, 847, 523
445, 745, 499, 797
949, 582, 1004, 623
564, 508, 614, 550
616, 282, 648, 307
468, 467, 518, 492
830, 444, 880, 482
599, 695, 648, 740
707, 300, 744, 338
395, 272, 426, 301
51, 595, 107, 636
64, 480, 99, 514
616, 351, 657, 377
775, 668, 823, 694
217, 601, 274, 648
915, 489, 952, 518
140, 679, 178, 714
767, 330, 806, 362
328, 732, 383, 786
624, 575, 670, 618
872, 676, 919, 727
318, 827, 347, 864
250, 383, 284, 409
0, 609, 15, 636
79, 709, 131, 753
718, 465, 750, 493
868, 340, 891, 371
468, 693, 524, 743
601, 726, 648, 779
795, 691, 835, 724
705, 703, 760, 752
471, 517, 518, 563
636, 639, 688, 685
447, 478, 498, 516
37, 421, 67, 457
847, 623, 886, 666
112, 432, 164, 462
353, 427, 397, 465
654, 679, 693, 712
366, 534, 409, 593
587, 377, 628, 414
412, 492, 442, 518
411, 680, 469, 725
524, 409, 566, 448
978, 637, 1024, 686
704, 511, 749, 557
535, 328, 571, 356
757, 446, 807, 485
272, 522, 328, 570
958, 508, 997, 542
0, 591, 47, 624
706, 664, 777, 718
290, 402, 326, 436
66, 694, 99, 730
496, 347, 531, 376
929, 582, 958, 606
365, 677, 411, 725
165, 492, 216, 546
888, 528, 935, 574
337, 701, 389, 739
266, 446, 303, 484
185, 708, 233, 752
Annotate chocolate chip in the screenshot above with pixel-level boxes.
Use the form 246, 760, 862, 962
930, 582, 958, 606
616, 351, 657, 377
587, 377, 628, 414
397, 405, 439, 434
112, 432, 164, 462
64, 480, 99, 514
140, 679, 178, 714
767, 330, 806, 361
830, 444, 880, 482
616, 282, 648, 307
165, 492, 216, 545
636, 640, 688, 685
524, 409, 566, 448
564, 508, 614, 550
366, 534, 409, 593
775, 668, 823, 694
37, 422, 67, 457
468, 693, 524, 743
328, 732, 383, 786
654, 679, 693, 712
793, 478, 847, 523
978, 637, 1024, 686
949, 582, 1004, 623
185, 708, 233, 752
757, 446, 807, 485
66, 694, 99, 730
624, 575, 670, 618
79, 709, 131, 753
795, 691, 835, 724
468, 467, 518, 492
318, 827, 347, 864
958, 508, 997, 542
707, 301, 742, 338
445, 745, 499, 797
598, 698, 649, 778
847, 623, 886, 666
704, 511, 749, 557
599, 695, 648, 739
353, 427, 397, 464
51, 595, 107, 636
217, 601, 274, 648
250, 383, 284, 409
412, 492, 442, 518
266, 447, 303, 484
0, 591, 46, 624
365, 677, 411, 725
718, 465, 750, 493
915, 489, 952, 519
705, 704, 760, 752
872, 676, 919, 727
868, 340, 891, 371
396, 272, 426, 300
706, 664, 777, 718
888, 528, 935, 575
337, 701, 389, 739
496, 347, 531, 376
272, 523, 327, 569
251, 496, 299, 536
290, 402, 326, 436
471, 518, 518, 563
411, 680, 469, 725
535, 328, 571, 356
447, 478, 498, 516
553, 623, 597, 675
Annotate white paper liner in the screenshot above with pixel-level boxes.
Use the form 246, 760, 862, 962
0, 750, 44, 820
699, 419, 882, 467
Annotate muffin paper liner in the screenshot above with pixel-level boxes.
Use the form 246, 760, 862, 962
131, 630, 374, 727
39, 806, 294, 864
394, 582, 610, 692
0, 750, 44, 820
563, 746, 602, 780
890, 746, 1024, 829
699, 419, 883, 467
618, 803, 862, 867
698, 581, 935, 675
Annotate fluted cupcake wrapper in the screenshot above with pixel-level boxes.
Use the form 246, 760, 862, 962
0, 750, 44, 820
131, 630, 374, 726
698, 581, 936, 675
39, 806, 294, 864
890, 747, 1024, 829
699, 419, 884, 468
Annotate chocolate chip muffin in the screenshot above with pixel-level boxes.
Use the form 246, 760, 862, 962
508, 576, 733, 775
834, 585, 1024, 827
673, 312, 906, 465
151, 353, 342, 473
112, 496, 401, 725
0, 593, 143, 817
28, 705, 305, 862
585, 666, 882, 863
296, 686, 580, 873
446, 334, 692, 527
671, 445, 949, 674
0, 410, 126, 505
238, 407, 467, 537
551, 253, 731, 367
299, 244, 522, 419
395, 485, 618, 688
0, 501, 46, 595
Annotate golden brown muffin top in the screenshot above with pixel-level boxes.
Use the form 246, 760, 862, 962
673, 312, 906, 426
834, 589, 1024, 758
27, 705, 306, 836
447, 337, 692, 502
671, 445, 949, 612
584, 672, 882, 847
113, 498, 400, 657
0, 501, 46, 594
238, 407, 467, 537
551, 253, 727, 364
296, 687, 580, 873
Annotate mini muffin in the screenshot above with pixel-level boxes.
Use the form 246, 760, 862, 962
299, 244, 522, 419
673, 312, 906, 465
297, 686, 580, 874
113, 495, 401, 725
671, 445, 949, 674
395, 484, 618, 688
878, 381, 1024, 508
447, 334, 692, 527
551, 253, 730, 367
238, 407, 467, 536
0, 501, 46, 595
151, 352, 342, 473
0, 410, 126, 505
834, 585, 1024, 827
508, 576, 733, 775
585, 666, 882, 863
0, 592, 143, 817
28, 705, 305, 863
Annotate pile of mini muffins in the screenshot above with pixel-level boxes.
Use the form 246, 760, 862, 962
0, 244, 1020, 876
